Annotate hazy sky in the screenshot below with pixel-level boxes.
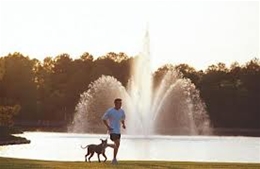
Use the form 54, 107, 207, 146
0, 0, 259, 70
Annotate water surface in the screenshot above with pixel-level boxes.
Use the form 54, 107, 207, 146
0, 132, 259, 163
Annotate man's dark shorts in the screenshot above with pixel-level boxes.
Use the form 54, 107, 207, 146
110, 133, 121, 141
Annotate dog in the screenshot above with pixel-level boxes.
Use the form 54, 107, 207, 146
81, 138, 108, 162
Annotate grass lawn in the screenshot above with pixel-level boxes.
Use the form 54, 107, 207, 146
0, 157, 259, 169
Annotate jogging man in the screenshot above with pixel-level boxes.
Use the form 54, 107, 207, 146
102, 98, 126, 164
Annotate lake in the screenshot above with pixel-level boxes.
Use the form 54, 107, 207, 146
0, 132, 259, 163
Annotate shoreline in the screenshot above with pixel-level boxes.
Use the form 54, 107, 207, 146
0, 135, 30, 146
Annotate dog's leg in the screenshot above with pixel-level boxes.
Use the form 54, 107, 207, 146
102, 152, 107, 162
85, 150, 91, 162
88, 152, 94, 162
85, 153, 90, 162
97, 153, 101, 162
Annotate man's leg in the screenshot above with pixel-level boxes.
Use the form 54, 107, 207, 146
107, 143, 115, 148
113, 139, 120, 160
107, 134, 116, 149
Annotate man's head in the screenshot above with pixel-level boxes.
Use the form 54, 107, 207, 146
114, 98, 122, 110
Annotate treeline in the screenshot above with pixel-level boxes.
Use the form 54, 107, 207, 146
0, 52, 259, 134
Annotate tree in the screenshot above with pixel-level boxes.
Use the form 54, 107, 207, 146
153, 64, 175, 90
0, 105, 20, 127
0, 58, 5, 80
174, 63, 201, 86
94, 52, 131, 87
0, 53, 38, 120
80, 52, 94, 62
47, 54, 73, 120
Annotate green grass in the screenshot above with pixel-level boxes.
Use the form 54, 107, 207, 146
0, 157, 259, 169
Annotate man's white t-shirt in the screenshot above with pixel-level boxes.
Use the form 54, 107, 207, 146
102, 108, 125, 134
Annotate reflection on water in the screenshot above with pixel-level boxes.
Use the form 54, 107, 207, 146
0, 132, 259, 163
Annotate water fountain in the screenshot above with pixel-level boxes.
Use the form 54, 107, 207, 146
69, 30, 212, 135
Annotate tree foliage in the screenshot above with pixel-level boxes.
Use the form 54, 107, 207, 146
0, 105, 20, 126
0, 52, 259, 135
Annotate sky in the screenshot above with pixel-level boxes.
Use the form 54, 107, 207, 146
0, 0, 259, 71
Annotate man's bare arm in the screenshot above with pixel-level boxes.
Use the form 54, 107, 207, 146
103, 120, 113, 130
121, 120, 126, 129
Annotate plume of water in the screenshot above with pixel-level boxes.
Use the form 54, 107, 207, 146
151, 70, 210, 135
126, 30, 153, 135
68, 75, 131, 133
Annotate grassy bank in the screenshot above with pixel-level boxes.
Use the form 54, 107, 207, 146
0, 157, 259, 169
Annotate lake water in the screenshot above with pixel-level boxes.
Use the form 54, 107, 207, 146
0, 132, 259, 163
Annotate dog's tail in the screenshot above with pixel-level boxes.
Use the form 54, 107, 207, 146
80, 145, 89, 149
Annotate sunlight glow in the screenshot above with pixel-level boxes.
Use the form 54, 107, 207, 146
0, 0, 259, 70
